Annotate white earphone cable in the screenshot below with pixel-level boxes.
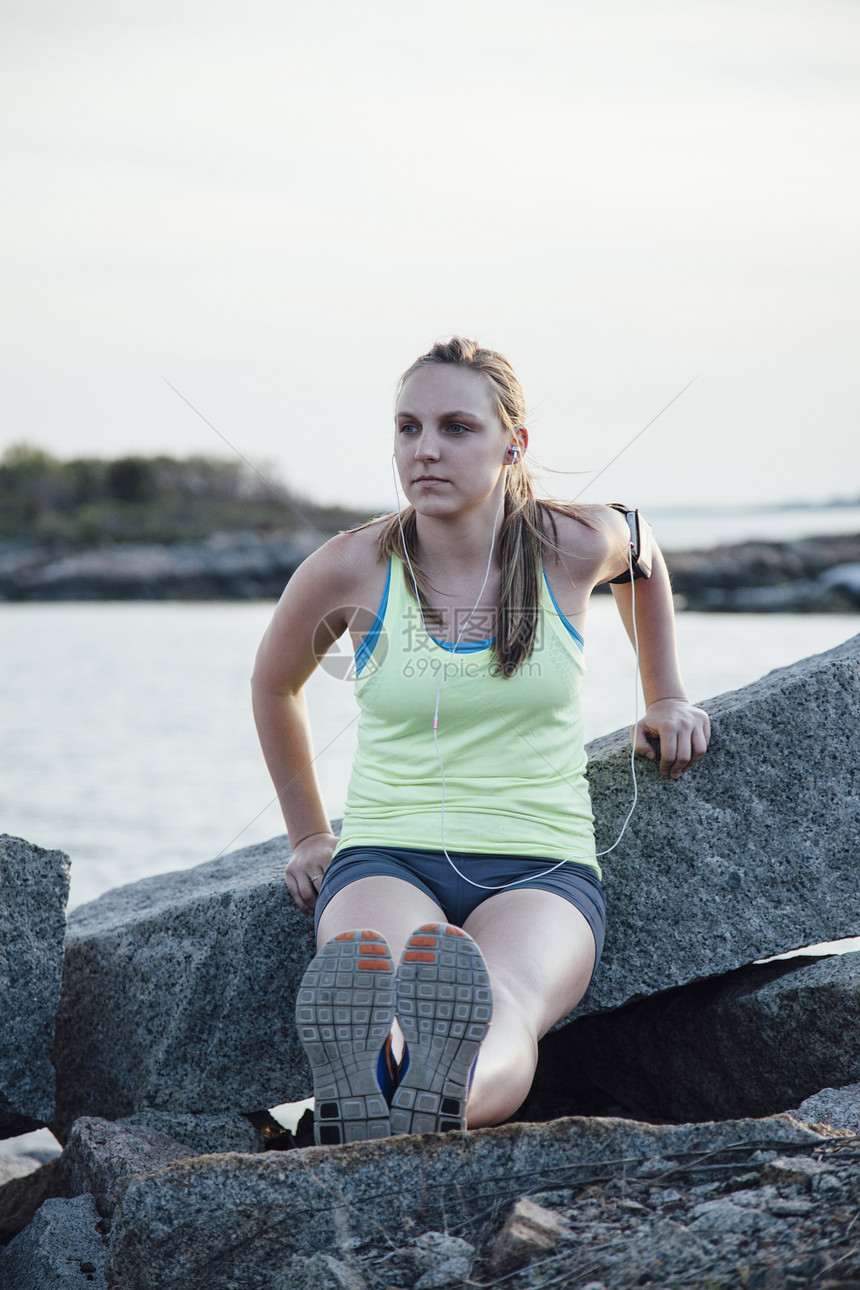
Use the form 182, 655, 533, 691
391, 454, 642, 890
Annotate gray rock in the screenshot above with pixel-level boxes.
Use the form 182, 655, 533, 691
0, 1158, 65, 1247
761, 1155, 833, 1191
585, 634, 860, 1015
0, 1154, 50, 1186
102, 1115, 822, 1290
413, 1260, 472, 1290
792, 1082, 860, 1131
412, 1233, 476, 1265
591, 1215, 709, 1286
413, 1233, 476, 1288
539, 950, 860, 1122
53, 637, 860, 1126
52, 835, 311, 1136
489, 1198, 569, 1272
0, 1193, 106, 1289
0, 836, 70, 1136
483, 1131, 855, 1290
769, 1197, 815, 1216
386, 1231, 476, 1287
688, 1197, 765, 1235
60, 1117, 195, 1215
289, 1254, 368, 1290
117, 1110, 266, 1155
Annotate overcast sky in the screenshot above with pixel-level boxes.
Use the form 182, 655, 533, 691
2, 0, 858, 514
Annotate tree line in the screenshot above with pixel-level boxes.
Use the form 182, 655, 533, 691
0, 444, 360, 547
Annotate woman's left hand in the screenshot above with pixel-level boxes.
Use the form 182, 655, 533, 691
631, 698, 711, 779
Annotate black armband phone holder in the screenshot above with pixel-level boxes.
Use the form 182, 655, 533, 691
608, 503, 653, 583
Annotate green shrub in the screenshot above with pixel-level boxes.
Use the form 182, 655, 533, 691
0, 444, 362, 547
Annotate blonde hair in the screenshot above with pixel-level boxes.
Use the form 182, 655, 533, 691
376, 337, 595, 677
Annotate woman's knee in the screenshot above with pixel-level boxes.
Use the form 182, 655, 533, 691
315, 875, 445, 958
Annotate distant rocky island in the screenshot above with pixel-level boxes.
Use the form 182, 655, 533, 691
2, 529, 860, 611
0, 444, 362, 603
663, 531, 860, 612
1, 445, 858, 610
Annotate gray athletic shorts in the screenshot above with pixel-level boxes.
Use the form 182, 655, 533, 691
314, 845, 606, 968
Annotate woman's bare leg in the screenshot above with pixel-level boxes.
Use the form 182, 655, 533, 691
462, 889, 597, 1127
316, 875, 446, 963
316, 875, 447, 1061
299, 876, 448, 1144
313, 879, 597, 1131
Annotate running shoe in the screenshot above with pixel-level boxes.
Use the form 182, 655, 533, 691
295, 929, 396, 1146
390, 923, 493, 1135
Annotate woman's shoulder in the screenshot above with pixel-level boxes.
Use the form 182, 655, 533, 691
540, 502, 635, 584
541, 501, 630, 551
303, 518, 390, 601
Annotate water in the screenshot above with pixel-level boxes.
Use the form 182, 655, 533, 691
1, 598, 857, 911
647, 504, 860, 551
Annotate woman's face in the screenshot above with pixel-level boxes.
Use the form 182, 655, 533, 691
394, 364, 509, 519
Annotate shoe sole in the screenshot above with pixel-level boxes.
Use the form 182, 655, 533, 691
390, 923, 493, 1135
295, 929, 395, 1146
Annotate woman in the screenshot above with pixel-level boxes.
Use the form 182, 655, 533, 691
252, 337, 710, 1145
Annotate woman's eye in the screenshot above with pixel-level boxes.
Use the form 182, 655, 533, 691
399, 423, 418, 434
447, 423, 469, 435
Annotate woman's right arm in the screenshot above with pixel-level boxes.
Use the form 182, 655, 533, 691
251, 536, 356, 914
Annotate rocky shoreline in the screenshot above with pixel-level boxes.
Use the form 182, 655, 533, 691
1, 529, 859, 610
0, 531, 321, 603
664, 531, 860, 612
2, 635, 860, 1288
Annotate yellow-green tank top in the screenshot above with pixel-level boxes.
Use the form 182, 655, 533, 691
334, 556, 598, 875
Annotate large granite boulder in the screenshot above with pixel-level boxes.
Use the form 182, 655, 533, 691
53, 635, 860, 1128
53, 837, 308, 1138
587, 632, 860, 1013
0, 1193, 107, 1287
792, 1082, 860, 1132
0, 1158, 65, 1247
116, 1110, 267, 1156
0, 836, 70, 1138
533, 950, 860, 1123
60, 1117, 197, 1216
100, 1114, 824, 1290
